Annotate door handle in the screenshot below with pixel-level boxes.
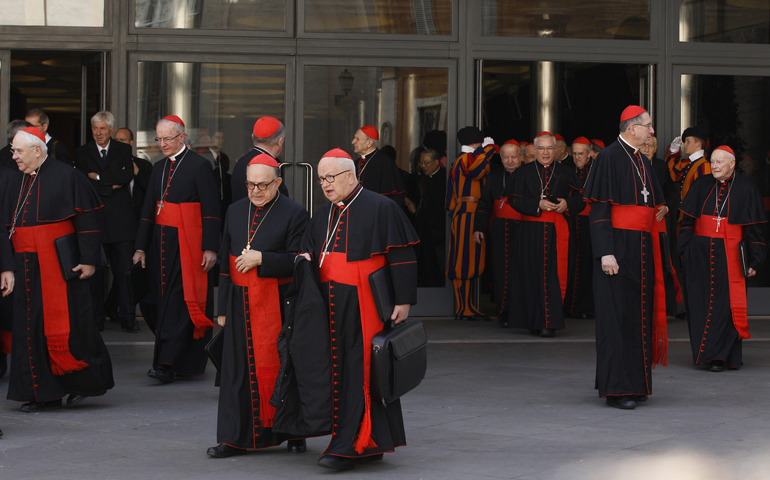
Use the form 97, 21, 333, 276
297, 162, 314, 216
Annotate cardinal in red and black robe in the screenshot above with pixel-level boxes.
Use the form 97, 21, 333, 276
352, 125, 406, 207
564, 137, 595, 318
209, 154, 309, 457
474, 140, 521, 327
509, 132, 584, 336
134, 116, 220, 382
300, 149, 418, 471
678, 145, 767, 372
0, 164, 20, 378
583, 106, 668, 409
6, 127, 113, 411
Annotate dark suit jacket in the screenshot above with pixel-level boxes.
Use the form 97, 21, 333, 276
74, 140, 137, 243
132, 156, 154, 221
231, 146, 290, 203
0, 145, 16, 170
47, 136, 73, 166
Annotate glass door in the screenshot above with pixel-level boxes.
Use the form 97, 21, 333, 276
295, 58, 456, 316
0, 50, 10, 140
81, 52, 108, 145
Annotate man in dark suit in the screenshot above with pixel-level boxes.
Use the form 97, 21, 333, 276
231, 116, 289, 203
25, 108, 72, 166
75, 111, 139, 332
197, 128, 232, 230
0, 120, 31, 170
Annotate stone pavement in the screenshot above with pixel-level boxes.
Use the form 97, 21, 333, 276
2, 316, 770, 480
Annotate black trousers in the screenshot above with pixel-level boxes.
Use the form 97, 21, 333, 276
89, 240, 136, 324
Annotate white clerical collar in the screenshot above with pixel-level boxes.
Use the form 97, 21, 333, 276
428, 168, 440, 178
360, 148, 376, 159
209, 148, 218, 159
618, 134, 639, 154
170, 146, 186, 161
44, 133, 51, 144
461, 145, 474, 153
689, 150, 704, 162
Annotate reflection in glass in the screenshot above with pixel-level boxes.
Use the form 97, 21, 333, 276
480, 0, 649, 40
681, 73, 770, 285
680, 0, 769, 43
0, 0, 104, 27
305, 0, 451, 35
135, 0, 285, 31
136, 62, 286, 170
303, 66, 448, 286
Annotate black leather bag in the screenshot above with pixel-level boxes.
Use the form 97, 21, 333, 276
368, 265, 395, 322
370, 320, 428, 406
126, 261, 153, 305
205, 328, 224, 372
54, 233, 107, 281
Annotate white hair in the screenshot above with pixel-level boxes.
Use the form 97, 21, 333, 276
534, 134, 556, 146
323, 156, 358, 182
362, 133, 379, 149
91, 110, 115, 129
157, 118, 185, 134
15, 130, 48, 155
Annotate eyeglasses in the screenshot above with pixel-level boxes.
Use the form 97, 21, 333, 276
419, 159, 437, 167
154, 132, 184, 144
535, 146, 555, 151
634, 123, 654, 130
315, 170, 350, 185
245, 179, 276, 191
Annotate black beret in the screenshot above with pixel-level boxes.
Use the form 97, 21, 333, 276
682, 126, 708, 143
457, 126, 484, 146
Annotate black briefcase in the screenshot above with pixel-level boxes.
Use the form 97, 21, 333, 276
368, 265, 395, 322
54, 233, 107, 281
205, 328, 224, 372
370, 320, 428, 406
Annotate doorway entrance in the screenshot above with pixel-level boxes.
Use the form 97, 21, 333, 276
6, 50, 107, 153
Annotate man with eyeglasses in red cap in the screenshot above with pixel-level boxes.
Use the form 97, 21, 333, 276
133, 115, 221, 384
678, 145, 767, 373
583, 105, 668, 410
352, 125, 406, 207
207, 153, 309, 458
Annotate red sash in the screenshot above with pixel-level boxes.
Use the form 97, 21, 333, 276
319, 251, 387, 454
12, 221, 89, 375
611, 205, 668, 367
156, 201, 213, 338
493, 197, 521, 220
694, 216, 749, 339
229, 255, 291, 427
578, 203, 591, 217
519, 210, 569, 300
657, 218, 684, 304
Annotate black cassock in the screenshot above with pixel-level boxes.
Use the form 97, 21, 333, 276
0, 166, 20, 360
651, 156, 682, 314
678, 173, 766, 369
301, 186, 418, 458
510, 161, 584, 331
355, 149, 406, 207
216, 194, 308, 449
583, 138, 666, 398
565, 160, 594, 317
5, 159, 114, 402
414, 166, 446, 287
135, 148, 221, 375
475, 165, 519, 321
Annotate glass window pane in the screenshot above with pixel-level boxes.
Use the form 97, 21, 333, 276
135, 0, 285, 32
680, 0, 769, 43
480, 0, 649, 40
305, 0, 451, 35
303, 65, 449, 286
681, 73, 770, 285
0, 0, 104, 27
136, 62, 285, 168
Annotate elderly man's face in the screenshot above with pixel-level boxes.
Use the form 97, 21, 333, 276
318, 157, 356, 204
710, 150, 736, 182
156, 122, 186, 158
246, 164, 281, 207
640, 138, 658, 160
351, 129, 374, 156
572, 143, 591, 169
91, 120, 113, 148
501, 144, 521, 173
114, 128, 133, 146
524, 145, 536, 163
554, 143, 566, 160
534, 137, 555, 165
12, 134, 44, 174
419, 152, 439, 175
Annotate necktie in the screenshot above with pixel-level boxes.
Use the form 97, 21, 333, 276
101, 148, 107, 160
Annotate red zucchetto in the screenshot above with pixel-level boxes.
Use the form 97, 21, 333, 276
620, 105, 646, 122
253, 116, 281, 138
360, 125, 379, 140
713, 145, 735, 157
322, 148, 352, 160
21, 126, 46, 144
162, 115, 185, 127
572, 136, 591, 145
535, 131, 553, 138
248, 153, 279, 168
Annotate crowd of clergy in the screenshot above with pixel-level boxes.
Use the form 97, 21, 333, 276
0, 101, 764, 464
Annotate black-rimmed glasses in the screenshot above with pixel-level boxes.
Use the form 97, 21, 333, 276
315, 170, 351, 185
246, 179, 276, 191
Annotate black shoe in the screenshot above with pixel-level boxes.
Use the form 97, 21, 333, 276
207, 444, 247, 458
530, 329, 541, 335
606, 396, 636, 410
21, 399, 62, 412
462, 315, 481, 321
352, 454, 384, 464
675, 311, 687, 319
0, 428, 3, 437
287, 439, 306, 453
635, 395, 648, 402
709, 361, 725, 372
539, 329, 555, 338
66, 395, 86, 406
473, 315, 491, 322
318, 454, 354, 471
454, 313, 462, 321
121, 319, 140, 332
147, 367, 174, 383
